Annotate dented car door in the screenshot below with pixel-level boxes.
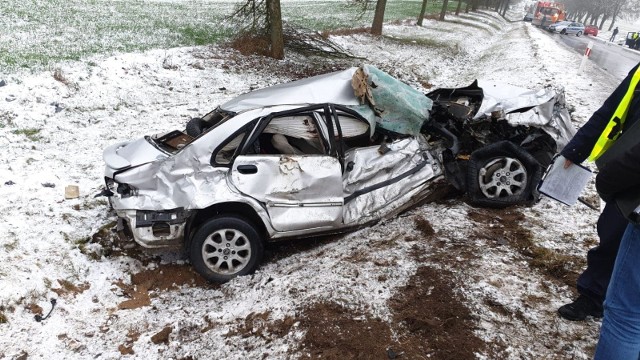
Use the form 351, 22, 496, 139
230, 155, 343, 232
228, 109, 344, 232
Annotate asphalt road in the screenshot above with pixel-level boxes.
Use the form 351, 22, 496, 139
537, 26, 640, 81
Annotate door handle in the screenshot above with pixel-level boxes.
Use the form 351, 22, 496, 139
237, 164, 258, 174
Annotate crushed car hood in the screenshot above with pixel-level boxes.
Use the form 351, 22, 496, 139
103, 138, 168, 177
477, 80, 575, 150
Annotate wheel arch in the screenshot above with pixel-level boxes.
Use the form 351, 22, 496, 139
185, 202, 269, 250
466, 140, 542, 208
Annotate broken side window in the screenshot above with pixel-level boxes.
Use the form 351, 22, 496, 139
248, 112, 328, 156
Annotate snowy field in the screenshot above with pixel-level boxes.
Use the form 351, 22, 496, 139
0, 1, 630, 359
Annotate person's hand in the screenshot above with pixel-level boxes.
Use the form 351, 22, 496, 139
563, 158, 574, 169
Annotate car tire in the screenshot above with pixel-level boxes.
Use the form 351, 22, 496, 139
186, 117, 209, 137
189, 216, 264, 283
466, 141, 542, 208
560, 29, 566, 35
576, 31, 582, 37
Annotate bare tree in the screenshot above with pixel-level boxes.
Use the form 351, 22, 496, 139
455, 0, 463, 15
371, 0, 388, 35
228, 0, 284, 59
350, 0, 388, 35
417, 0, 429, 26
439, 0, 450, 20
564, 0, 630, 31
266, 0, 284, 59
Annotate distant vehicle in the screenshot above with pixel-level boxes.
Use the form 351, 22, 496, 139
531, 1, 566, 28
625, 32, 639, 49
584, 25, 599, 36
547, 21, 571, 31
549, 21, 585, 36
523, 12, 534, 21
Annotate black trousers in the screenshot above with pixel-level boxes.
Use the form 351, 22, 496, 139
577, 201, 629, 307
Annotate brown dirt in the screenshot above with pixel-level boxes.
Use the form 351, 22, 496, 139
88, 221, 146, 260
25, 303, 43, 316
389, 266, 486, 359
225, 311, 295, 340
151, 326, 172, 344
297, 302, 392, 359
52, 279, 90, 298
118, 329, 140, 355
295, 266, 486, 359
114, 264, 216, 310
467, 207, 584, 289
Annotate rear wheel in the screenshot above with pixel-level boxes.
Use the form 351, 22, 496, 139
576, 31, 582, 37
467, 141, 542, 208
189, 216, 264, 283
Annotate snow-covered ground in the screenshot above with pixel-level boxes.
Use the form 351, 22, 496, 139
0, 6, 629, 359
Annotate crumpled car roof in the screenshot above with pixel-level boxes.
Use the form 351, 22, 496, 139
220, 65, 433, 136
220, 68, 361, 113
219, 65, 571, 141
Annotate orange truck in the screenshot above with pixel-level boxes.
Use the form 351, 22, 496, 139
530, 1, 565, 28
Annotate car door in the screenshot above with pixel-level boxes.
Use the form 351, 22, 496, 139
228, 107, 344, 232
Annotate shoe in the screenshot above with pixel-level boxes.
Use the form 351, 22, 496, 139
558, 295, 603, 321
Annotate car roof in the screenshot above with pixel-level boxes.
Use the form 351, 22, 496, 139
220, 68, 361, 113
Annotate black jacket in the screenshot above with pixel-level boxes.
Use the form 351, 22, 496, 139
596, 140, 640, 203
595, 138, 640, 222
561, 63, 640, 164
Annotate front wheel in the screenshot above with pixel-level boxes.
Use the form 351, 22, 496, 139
189, 216, 264, 283
560, 29, 567, 35
466, 141, 542, 208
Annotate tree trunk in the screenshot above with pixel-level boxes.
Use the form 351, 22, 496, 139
609, 4, 621, 31
417, 0, 428, 26
501, 0, 509, 16
371, 0, 387, 35
266, 0, 284, 59
439, 0, 449, 20
472, 0, 478, 11
455, 0, 462, 16
465, 1, 470, 13
599, 15, 608, 29
581, 12, 588, 24
494, 0, 500, 11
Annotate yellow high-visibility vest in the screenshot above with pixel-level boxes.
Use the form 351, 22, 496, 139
589, 66, 640, 161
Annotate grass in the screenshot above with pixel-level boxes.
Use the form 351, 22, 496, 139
382, 35, 450, 49
0, 0, 469, 71
12, 128, 42, 141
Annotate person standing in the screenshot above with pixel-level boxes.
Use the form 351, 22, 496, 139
592, 126, 640, 358
557, 63, 640, 321
610, 27, 619, 42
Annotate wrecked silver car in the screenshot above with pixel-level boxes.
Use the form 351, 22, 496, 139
101, 65, 575, 282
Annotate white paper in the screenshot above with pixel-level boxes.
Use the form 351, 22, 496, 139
538, 155, 592, 206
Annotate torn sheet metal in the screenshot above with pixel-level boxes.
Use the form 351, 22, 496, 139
474, 81, 556, 119
503, 91, 575, 151
342, 137, 442, 225
477, 81, 575, 151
